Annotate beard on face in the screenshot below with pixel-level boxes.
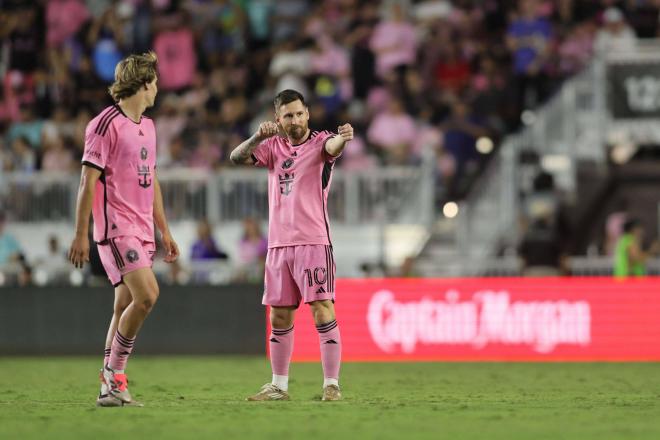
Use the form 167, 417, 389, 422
288, 124, 305, 139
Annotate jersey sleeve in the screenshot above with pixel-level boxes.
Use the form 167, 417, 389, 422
321, 130, 342, 163
251, 138, 273, 169
82, 124, 113, 171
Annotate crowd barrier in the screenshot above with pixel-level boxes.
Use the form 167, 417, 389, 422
280, 278, 660, 362
4, 278, 659, 360
0, 285, 264, 355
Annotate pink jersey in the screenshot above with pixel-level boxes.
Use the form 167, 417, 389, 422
252, 130, 340, 248
81, 105, 157, 243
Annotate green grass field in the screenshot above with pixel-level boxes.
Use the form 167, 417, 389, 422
1, 357, 659, 439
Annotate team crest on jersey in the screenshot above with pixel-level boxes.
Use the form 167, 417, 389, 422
140, 147, 148, 161
126, 249, 139, 263
282, 158, 294, 169
279, 172, 295, 195
137, 165, 152, 188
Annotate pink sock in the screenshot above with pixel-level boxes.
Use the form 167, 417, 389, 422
316, 320, 341, 380
103, 348, 111, 367
270, 325, 294, 376
108, 331, 135, 371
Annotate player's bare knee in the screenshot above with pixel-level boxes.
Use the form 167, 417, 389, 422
113, 284, 132, 315
270, 308, 294, 329
114, 300, 131, 316
310, 299, 333, 312
310, 300, 335, 323
271, 315, 293, 329
138, 298, 155, 314
271, 313, 293, 328
137, 290, 159, 314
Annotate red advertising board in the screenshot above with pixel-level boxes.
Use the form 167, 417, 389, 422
267, 278, 660, 361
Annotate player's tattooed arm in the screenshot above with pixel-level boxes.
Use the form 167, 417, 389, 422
325, 123, 354, 157
229, 134, 261, 165
230, 121, 279, 165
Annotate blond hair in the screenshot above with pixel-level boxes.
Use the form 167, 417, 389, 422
108, 51, 158, 102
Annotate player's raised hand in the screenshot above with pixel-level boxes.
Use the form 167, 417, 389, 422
162, 232, 180, 263
68, 235, 90, 269
337, 123, 354, 142
256, 121, 280, 141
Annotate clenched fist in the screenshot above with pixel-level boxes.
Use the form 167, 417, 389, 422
256, 121, 280, 141
337, 123, 354, 142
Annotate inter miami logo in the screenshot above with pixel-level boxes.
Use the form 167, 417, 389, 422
282, 158, 294, 169
279, 172, 294, 195
126, 249, 139, 263
140, 147, 148, 160
137, 164, 152, 188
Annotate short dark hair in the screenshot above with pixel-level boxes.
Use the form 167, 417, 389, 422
274, 89, 305, 110
624, 218, 641, 233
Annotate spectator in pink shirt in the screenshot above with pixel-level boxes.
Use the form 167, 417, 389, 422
0, 82, 20, 125
367, 98, 417, 165
46, 0, 90, 48
41, 134, 74, 172
154, 13, 197, 92
189, 130, 223, 170
369, 3, 418, 79
311, 34, 349, 78
604, 199, 629, 256
155, 95, 187, 166
234, 217, 268, 282
366, 86, 391, 117
336, 135, 377, 171
558, 21, 595, 75
311, 34, 352, 101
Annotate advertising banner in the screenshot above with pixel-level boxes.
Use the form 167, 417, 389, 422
267, 278, 660, 362
608, 61, 660, 119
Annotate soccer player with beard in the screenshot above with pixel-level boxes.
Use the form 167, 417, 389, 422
68, 51, 180, 407
230, 89, 353, 401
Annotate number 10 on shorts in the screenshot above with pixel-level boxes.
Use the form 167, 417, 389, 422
304, 267, 327, 287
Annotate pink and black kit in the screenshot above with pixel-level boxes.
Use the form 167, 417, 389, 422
81, 104, 157, 286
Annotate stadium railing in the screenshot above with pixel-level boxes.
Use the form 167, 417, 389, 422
0, 165, 435, 226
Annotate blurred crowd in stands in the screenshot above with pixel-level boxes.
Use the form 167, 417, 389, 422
2, 0, 656, 190
2, 0, 660, 284
0, 207, 268, 286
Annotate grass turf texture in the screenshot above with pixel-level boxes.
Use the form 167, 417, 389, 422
1, 358, 659, 439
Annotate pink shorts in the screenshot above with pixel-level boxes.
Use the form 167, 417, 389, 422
97, 236, 155, 287
263, 245, 336, 307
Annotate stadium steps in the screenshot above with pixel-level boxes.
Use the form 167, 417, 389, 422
414, 218, 464, 277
